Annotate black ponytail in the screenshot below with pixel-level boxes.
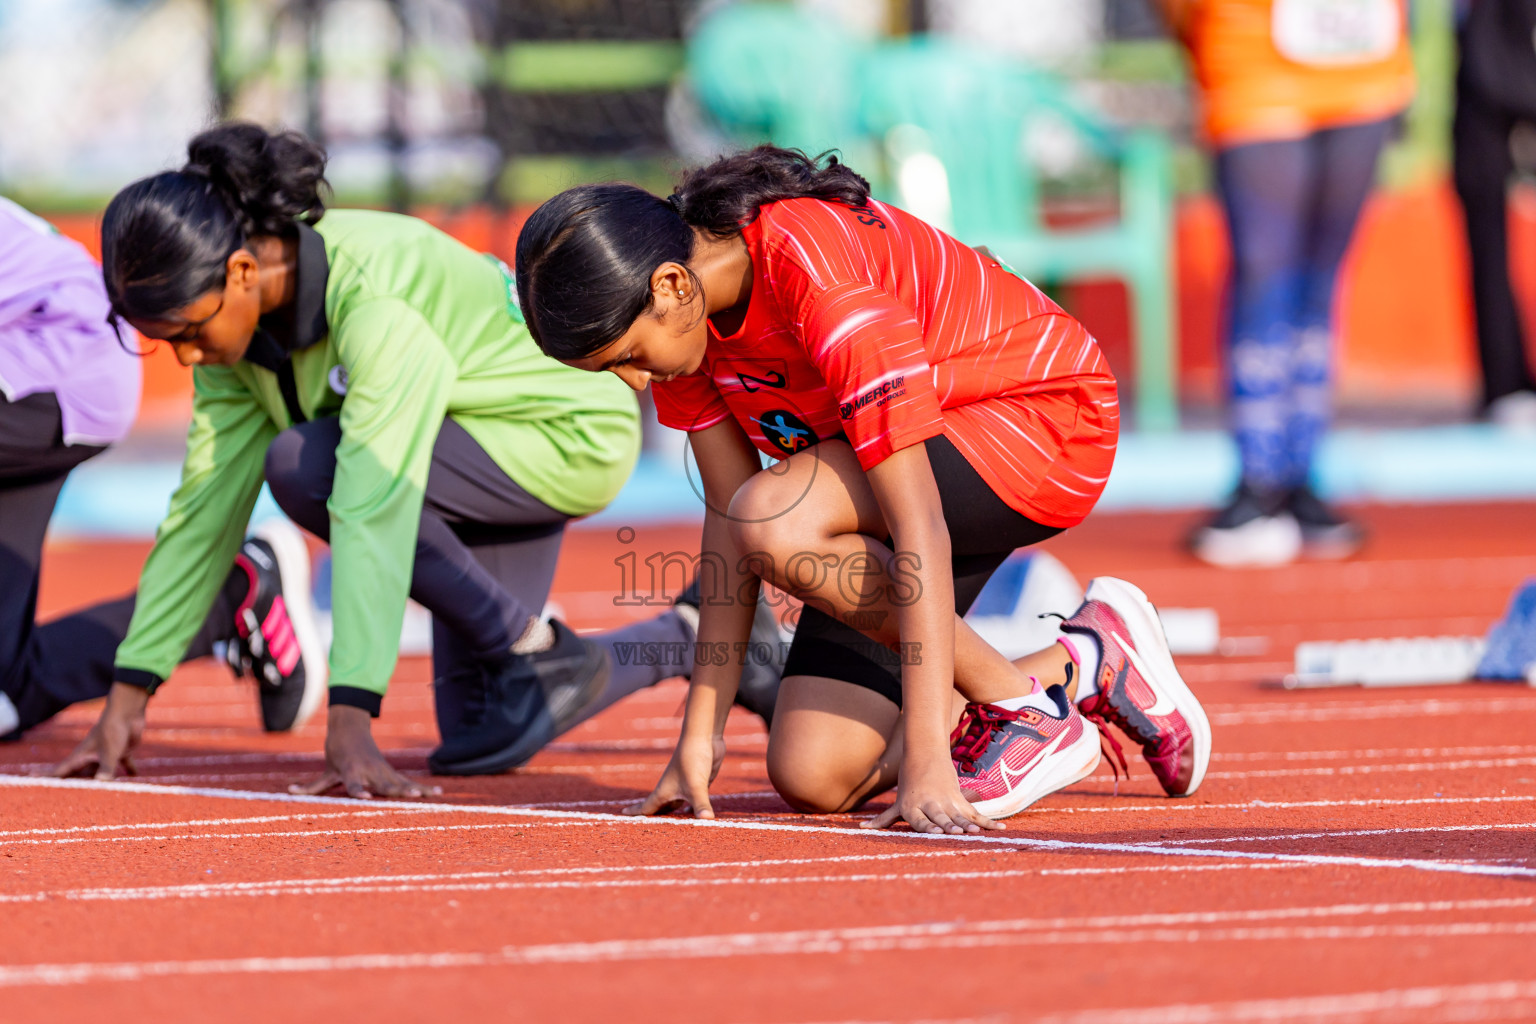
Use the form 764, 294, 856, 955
517, 146, 869, 360
669, 145, 869, 239
102, 122, 329, 323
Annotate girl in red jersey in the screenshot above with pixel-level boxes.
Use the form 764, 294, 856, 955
515, 148, 1211, 834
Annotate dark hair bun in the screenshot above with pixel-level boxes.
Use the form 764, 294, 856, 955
102, 121, 330, 323
183, 122, 329, 237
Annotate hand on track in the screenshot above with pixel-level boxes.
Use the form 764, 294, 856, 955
51, 682, 148, 781
861, 761, 1003, 834
290, 705, 440, 800
623, 732, 725, 818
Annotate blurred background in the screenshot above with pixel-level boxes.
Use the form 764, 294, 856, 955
7, 0, 1534, 536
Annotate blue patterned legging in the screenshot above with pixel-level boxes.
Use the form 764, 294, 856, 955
1216, 117, 1394, 492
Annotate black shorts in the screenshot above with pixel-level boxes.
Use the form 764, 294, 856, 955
779, 433, 1063, 707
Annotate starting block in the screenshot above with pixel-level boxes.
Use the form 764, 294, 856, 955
965, 552, 1223, 658
1282, 578, 1536, 689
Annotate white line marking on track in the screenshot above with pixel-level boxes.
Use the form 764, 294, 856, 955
11, 773, 1535, 820
545, 735, 767, 753
0, 858, 1316, 904
4, 774, 1535, 881
0, 820, 613, 847
1205, 756, 1536, 779
0, 810, 424, 839
4, 908, 1536, 986
1210, 744, 1536, 763
1134, 821, 1536, 847
1028, 978, 1536, 1024
0, 750, 433, 774
517, 790, 781, 810
1033, 794, 1536, 815
1208, 696, 1536, 726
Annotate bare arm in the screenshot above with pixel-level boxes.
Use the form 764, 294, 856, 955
624, 418, 762, 818
864, 443, 953, 780
683, 419, 769, 738
862, 442, 1000, 834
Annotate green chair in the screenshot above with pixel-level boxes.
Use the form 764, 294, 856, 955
860, 38, 1179, 430
686, 2, 877, 175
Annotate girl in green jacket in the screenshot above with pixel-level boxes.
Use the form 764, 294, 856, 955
56, 123, 769, 796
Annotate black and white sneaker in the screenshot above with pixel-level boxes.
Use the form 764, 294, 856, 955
427, 619, 609, 776
673, 578, 786, 728
1189, 482, 1301, 568
1286, 484, 1364, 560
225, 520, 328, 732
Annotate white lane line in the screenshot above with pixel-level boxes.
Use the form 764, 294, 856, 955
0, 810, 423, 839
0, 850, 982, 902
1030, 979, 1536, 1024
1209, 696, 1536, 726
1206, 756, 1536, 780
0, 737, 764, 773
110, 772, 432, 787
0, 820, 614, 848
517, 790, 781, 810
0, 750, 433, 773
79, 764, 679, 785
1211, 744, 1536, 763
4, 916, 1536, 986
68, 761, 713, 787
544, 736, 767, 752
1030, 794, 1536, 816
3, 774, 1535, 881
0, 859, 1313, 904
10, 771, 1536, 821
1134, 822, 1536, 847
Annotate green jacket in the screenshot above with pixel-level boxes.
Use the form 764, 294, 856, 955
114, 210, 640, 703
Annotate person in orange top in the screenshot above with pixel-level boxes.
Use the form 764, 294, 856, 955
1166, 0, 1415, 566
513, 147, 1212, 835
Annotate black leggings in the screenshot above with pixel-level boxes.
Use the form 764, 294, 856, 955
263, 416, 692, 736
0, 393, 239, 735
780, 434, 1063, 706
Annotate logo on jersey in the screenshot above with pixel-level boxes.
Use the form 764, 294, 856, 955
736, 369, 787, 393
839, 376, 905, 420
327, 364, 349, 396
752, 409, 817, 455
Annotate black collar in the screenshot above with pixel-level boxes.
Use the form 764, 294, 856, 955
243, 222, 330, 372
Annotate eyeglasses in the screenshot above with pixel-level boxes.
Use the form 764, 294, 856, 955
107, 291, 226, 356
164, 294, 226, 343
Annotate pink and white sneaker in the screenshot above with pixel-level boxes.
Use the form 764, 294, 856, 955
951, 686, 1102, 819
226, 520, 327, 733
1062, 577, 1212, 797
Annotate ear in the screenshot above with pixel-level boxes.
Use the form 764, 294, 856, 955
226, 249, 261, 291
649, 262, 695, 307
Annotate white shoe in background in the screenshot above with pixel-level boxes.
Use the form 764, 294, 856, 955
1488, 391, 1536, 433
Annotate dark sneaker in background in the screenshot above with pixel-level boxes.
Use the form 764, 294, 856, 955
1189, 482, 1301, 568
1286, 484, 1364, 560
225, 520, 328, 732
673, 578, 787, 728
427, 618, 609, 776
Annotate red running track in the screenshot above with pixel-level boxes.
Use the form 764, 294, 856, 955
4, 502, 1536, 1023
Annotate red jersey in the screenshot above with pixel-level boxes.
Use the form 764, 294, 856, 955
651, 197, 1119, 528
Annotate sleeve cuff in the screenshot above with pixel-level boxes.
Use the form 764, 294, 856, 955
328, 686, 383, 718
113, 667, 165, 695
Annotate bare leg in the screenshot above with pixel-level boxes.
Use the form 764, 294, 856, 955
731, 441, 1060, 707
767, 673, 968, 813
1014, 642, 1077, 699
